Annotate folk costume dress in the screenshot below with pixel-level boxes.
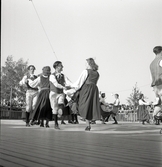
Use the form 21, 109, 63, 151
28, 75, 52, 122
72, 69, 101, 121
137, 99, 150, 123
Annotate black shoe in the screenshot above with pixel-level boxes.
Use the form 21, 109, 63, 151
91, 121, 96, 124
112, 122, 118, 124
46, 124, 50, 128
61, 121, 66, 125
85, 126, 91, 131
40, 124, 44, 127
26, 123, 30, 127
74, 121, 79, 124
105, 117, 109, 122
102, 121, 106, 124
30, 121, 35, 126
35, 121, 40, 125
68, 120, 74, 124
55, 124, 60, 129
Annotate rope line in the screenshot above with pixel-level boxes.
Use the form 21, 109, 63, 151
30, 0, 58, 60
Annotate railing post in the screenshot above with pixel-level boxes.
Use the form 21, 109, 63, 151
9, 86, 12, 119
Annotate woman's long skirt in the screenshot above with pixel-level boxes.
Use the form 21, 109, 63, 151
31, 89, 52, 121
78, 84, 101, 120
137, 105, 150, 122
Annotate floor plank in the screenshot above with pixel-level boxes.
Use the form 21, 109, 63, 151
0, 120, 162, 167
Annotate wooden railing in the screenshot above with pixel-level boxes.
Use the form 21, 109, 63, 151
1, 108, 153, 121
0, 107, 25, 119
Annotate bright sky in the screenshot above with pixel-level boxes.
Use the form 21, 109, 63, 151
1, 0, 162, 104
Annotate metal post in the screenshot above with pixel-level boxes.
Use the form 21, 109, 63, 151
9, 86, 12, 119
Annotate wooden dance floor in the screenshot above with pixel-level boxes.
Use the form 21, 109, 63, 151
0, 120, 162, 167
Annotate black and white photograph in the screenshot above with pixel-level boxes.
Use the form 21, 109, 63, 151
1, 0, 162, 167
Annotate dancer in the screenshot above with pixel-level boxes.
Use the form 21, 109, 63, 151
67, 58, 101, 131
49, 61, 72, 129
152, 95, 162, 125
137, 94, 151, 125
19, 65, 38, 127
150, 46, 162, 102
111, 94, 120, 124
104, 94, 120, 124
68, 94, 79, 124
28, 66, 52, 127
99, 92, 112, 124
61, 96, 73, 124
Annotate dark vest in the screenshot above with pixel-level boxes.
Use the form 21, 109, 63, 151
40, 75, 50, 89
150, 55, 162, 87
155, 97, 161, 107
26, 74, 38, 91
50, 73, 65, 93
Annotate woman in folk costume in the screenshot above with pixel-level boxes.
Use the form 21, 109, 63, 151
19, 65, 38, 127
28, 66, 52, 127
137, 94, 151, 125
68, 58, 101, 131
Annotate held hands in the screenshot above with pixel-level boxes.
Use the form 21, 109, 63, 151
64, 86, 71, 90
24, 78, 29, 84
63, 88, 76, 96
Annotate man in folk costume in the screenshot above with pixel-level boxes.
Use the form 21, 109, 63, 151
49, 61, 72, 129
150, 46, 162, 103
19, 65, 38, 126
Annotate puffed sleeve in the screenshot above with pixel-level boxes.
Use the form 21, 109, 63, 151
72, 70, 88, 91
19, 75, 27, 86
28, 76, 40, 88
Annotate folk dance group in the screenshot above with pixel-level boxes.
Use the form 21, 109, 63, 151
20, 58, 120, 131
19, 46, 162, 130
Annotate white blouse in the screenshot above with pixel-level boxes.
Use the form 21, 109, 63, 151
28, 75, 48, 88
64, 70, 88, 96
72, 70, 88, 91
114, 99, 120, 106
139, 99, 149, 105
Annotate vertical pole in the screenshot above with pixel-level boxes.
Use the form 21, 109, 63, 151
133, 106, 135, 122
9, 86, 12, 119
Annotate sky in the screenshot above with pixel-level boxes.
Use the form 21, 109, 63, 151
1, 0, 162, 104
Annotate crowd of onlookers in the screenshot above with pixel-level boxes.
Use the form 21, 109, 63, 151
0, 98, 154, 114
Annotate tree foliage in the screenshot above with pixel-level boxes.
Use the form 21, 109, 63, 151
1, 55, 28, 103
126, 83, 142, 109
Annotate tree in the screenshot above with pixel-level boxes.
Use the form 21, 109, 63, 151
1, 55, 28, 105
126, 83, 142, 110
